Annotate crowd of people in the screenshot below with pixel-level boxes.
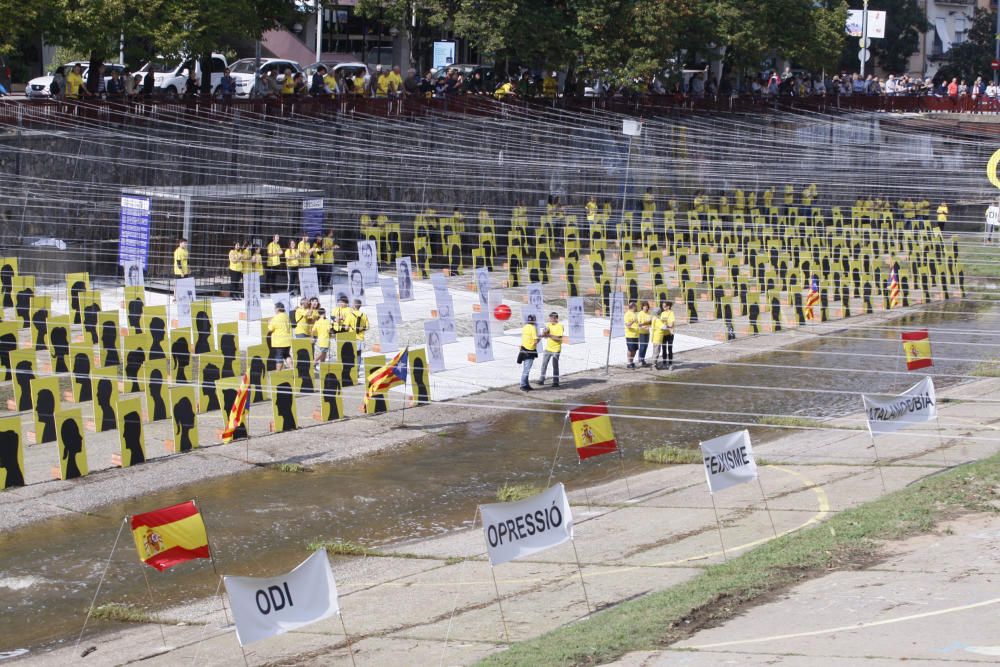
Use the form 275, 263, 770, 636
265, 295, 368, 370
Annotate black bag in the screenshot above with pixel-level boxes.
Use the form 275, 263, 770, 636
516, 346, 537, 364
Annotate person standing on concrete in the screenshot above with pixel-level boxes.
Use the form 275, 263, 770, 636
537, 312, 564, 388
518, 314, 538, 391
624, 301, 639, 369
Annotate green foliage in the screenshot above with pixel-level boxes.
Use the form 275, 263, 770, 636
838, 0, 928, 74
496, 482, 542, 502
938, 8, 997, 84
642, 445, 702, 465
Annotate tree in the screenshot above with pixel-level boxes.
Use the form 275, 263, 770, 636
937, 7, 996, 84
838, 0, 928, 74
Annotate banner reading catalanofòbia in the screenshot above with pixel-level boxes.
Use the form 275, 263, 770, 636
480, 483, 573, 566
700, 430, 758, 494
224, 549, 340, 646
862, 376, 937, 437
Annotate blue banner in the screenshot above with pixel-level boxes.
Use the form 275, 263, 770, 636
302, 198, 324, 238
118, 196, 151, 267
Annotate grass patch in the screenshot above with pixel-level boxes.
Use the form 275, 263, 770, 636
756, 415, 826, 429
275, 463, 306, 473
497, 483, 542, 502
477, 450, 1000, 667
643, 446, 701, 465
972, 362, 1000, 378
91, 603, 155, 624
308, 539, 380, 557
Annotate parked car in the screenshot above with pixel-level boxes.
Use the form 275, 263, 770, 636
227, 58, 302, 98
26, 62, 128, 99
135, 53, 228, 100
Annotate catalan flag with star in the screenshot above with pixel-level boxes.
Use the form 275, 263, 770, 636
804, 275, 820, 321
365, 347, 408, 402
130, 501, 211, 572
569, 403, 618, 460
901, 330, 932, 371
221, 373, 250, 444
888, 267, 901, 309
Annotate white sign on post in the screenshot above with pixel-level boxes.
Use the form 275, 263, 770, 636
700, 430, 758, 494
298, 267, 320, 301
244, 272, 262, 322
396, 257, 414, 301
609, 292, 626, 337
379, 277, 403, 322
376, 302, 399, 354
472, 312, 493, 362
433, 41, 456, 69
174, 277, 196, 328
480, 483, 573, 566
846, 9, 887, 38
434, 287, 457, 343
475, 267, 490, 311
123, 260, 144, 288
423, 320, 445, 373
224, 549, 340, 647
567, 296, 586, 343
357, 240, 378, 286
862, 377, 937, 436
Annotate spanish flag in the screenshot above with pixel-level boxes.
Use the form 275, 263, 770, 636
901, 330, 932, 371
222, 373, 250, 443
569, 403, 618, 460
131, 501, 211, 572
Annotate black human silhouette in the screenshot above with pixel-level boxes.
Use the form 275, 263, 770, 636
0, 332, 16, 381
322, 372, 341, 420
148, 369, 167, 420
0, 429, 24, 488
200, 361, 221, 411
83, 304, 100, 343
127, 299, 144, 334
249, 355, 266, 403
173, 397, 196, 452
274, 382, 296, 431
628, 278, 639, 302
15, 288, 32, 328
602, 281, 612, 313
340, 343, 355, 387
508, 255, 522, 287
72, 352, 92, 402
171, 337, 191, 383
820, 291, 830, 322
69, 281, 85, 324
567, 264, 578, 297
121, 411, 145, 465
101, 321, 119, 366
771, 296, 782, 331
724, 303, 736, 341
194, 311, 212, 354
748, 303, 760, 335
901, 276, 911, 307
125, 347, 145, 392
49, 325, 69, 373
219, 334, 237, 378
449, 245, 460, 274
528, 267, 539, 284
31, 308, 48, 351
96, 378, 116, 432
413, 358, 429, 405
148, 317, 166, 360
60, 418, 85, 480
35, 389, 56, 443
686, 287, 698, 323
295, 348, 314, 393
539, 252, 550, 283
220, 387, 247, 440
794, 292, 806, 325
369, 383, 387, 414
0, 265, 13, 308
863, 282, 873, 314
14, 361, 34, 411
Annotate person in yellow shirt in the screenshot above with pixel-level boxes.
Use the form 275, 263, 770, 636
586, 196, 598, 223
351, 299, 369, 351
375, 67, 391, 97
284, 240, 300, 294
494, 78, 514, 99
312, 307, 332, 368
297, 234, 312, 268
173, 238, 189, 278
332, 295, 352, 333
281, 68, 295, 96
251, 246, 264, 278
537, 312, 564, 388
65, 64, 90, 99
624, 301, 640, 369
636, 300, 653, 368
266, 234, 282, 291
240, 243, 252, 274
937, 202, 949, 231
353, 72, 366, 96
267, 302, 293, 367
518, 313, 539, 391
293, 298, 311, 338
320, 231, 339, 290
388, 65, 404, 96
654, 300, 676, 370
228, 241, 243, 299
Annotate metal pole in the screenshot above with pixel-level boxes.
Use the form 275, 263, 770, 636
860, 0, 869, 79
605, 135, 632, 374
316, 0, 323, 64
995, 2, 1000, 87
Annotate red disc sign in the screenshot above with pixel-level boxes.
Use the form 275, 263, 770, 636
493, 304, 512, 321
992, 59, 1000, 70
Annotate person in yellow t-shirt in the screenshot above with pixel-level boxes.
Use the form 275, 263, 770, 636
320, 231, 339, 290
586, 196, 598, 223
654, 300, 676, 370
936, 202, 949, 231
284, 240, 300, 293
312, 307, 332, 367
353, 72, 366, 96
251, 246, 264, 277
537, 312, 564, 388
519, 314, 539, 391
332, 295, 352, 333
268, 303, 293, 366
65, 64, 89, 99
351, 299, 368, 350
375, 68, 391, 97
388, 65, 403, 96
280, 69, 295, 96
624, 301, 640, 368
297, 234, 312, 268
173, 238, 190, 277
636, 300, 653, 368
266, 235, 282, 290
240, 244, 252, 273
293, 298, 312, 338
228, 242, 243, 299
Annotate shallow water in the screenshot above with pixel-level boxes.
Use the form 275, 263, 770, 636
0, 302, 993, 655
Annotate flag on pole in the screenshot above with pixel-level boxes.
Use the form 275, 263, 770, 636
130, 501, 210, 572
804, 275, 820, 321
901, 330, 932, 371
365, 346, 408, 401
888, 267, 901, 309
222, 373, 250, 443
569, 403, 618, 460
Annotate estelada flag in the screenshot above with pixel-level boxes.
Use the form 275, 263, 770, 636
569, 403, 618, 460
222, 373, 250, 444
131, 500, 211, 571
365, 347, 408, 401
901, 330, 932, 371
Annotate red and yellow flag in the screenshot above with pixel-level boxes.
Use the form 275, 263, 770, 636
901, 330, 932, 371
569, 403, 618, 460
222, 373, 250, 443
131, 501, 211, 572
